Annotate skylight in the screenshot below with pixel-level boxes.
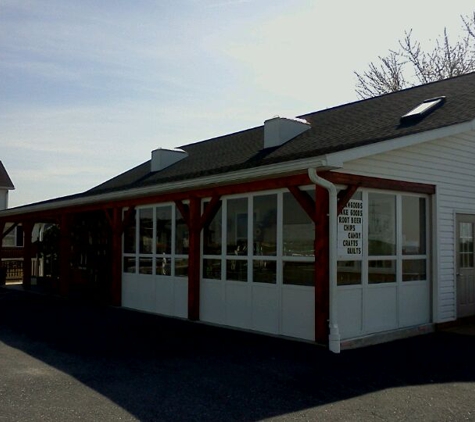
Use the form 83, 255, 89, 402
400, 96, 446, 124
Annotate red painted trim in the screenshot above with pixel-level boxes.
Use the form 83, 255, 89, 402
1, 222, 18, 240
120, 207, 136, 234
288, 186, 317, 223
323, 172, 435, 194
103, 209, 112, 228
174, 200, 190, 227
337, 184, 359, 215
0, 172, 435, 224
200, 196, 221, 229
0, 174, 313, 223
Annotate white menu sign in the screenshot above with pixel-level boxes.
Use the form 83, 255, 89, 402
338, 199, 363, 258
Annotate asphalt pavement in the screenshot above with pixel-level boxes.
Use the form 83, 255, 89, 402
0, 287, 474, 421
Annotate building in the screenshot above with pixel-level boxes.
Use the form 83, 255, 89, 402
0, 161, 14, 210
0, 162, 23, 282
2, 73, 475, 352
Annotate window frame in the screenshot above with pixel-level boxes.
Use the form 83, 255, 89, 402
122, 203, 189, 277
337, 189, 430, 288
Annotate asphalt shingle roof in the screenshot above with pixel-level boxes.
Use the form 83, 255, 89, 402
3, 72, 475, 216
89, 72, 475, 197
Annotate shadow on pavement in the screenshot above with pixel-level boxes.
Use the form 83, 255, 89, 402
0, 288, 474, 421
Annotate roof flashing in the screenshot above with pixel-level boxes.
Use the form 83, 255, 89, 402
400, 96, 446, 125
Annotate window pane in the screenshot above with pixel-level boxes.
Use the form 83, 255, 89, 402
204, 201, 222, 255
253, 195, 277, 256
403, 259, 426, 281
402, 196, 426, 255
175, 207, 189, 255
227, 198, 248, 255
156, 206, 172, 254
123, 210, 136, 254
2, 224, 15, 247
283, 261, 315, 286
459, 222, 474, 268
368, 260, 396, 284
203, 259, 221, 280
368, 193, 396, 256
253, 260, 276, 284
156, 255, 171, 276
138, 257, 153, 274
123, 257, 136, 273
139, 208, 153, 254
175, 258, 188, 277
226, 259, 247, 282
283, 191, 315, 257
337, 261, 362, 286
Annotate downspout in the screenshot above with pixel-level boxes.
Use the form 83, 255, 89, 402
308, 168, 341, 353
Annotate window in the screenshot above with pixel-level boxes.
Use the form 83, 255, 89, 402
123, 210, 136, 254
283, 261, 314, 286
400, 96, 445, 124
123, 204, 188, 277
338, 191, 428, 287
402, 195, 427, 283
202, 190, 314, 286
402, 196, 426, 255
282, 190, 315, 286
282, 191, 315, 257
252, 194, 277, 284
227, 198, 248, 256
203, 201, 223, 279
337, 261, 361, 286
459, 222, 474, 268
2, 224, 24, 248
368, 193, 396, 256
139, 208, 153, 254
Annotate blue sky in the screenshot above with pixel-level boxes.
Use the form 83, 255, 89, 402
2, 0, 475, 207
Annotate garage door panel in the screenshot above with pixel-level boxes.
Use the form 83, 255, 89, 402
281, 286, 315, 341
252, 284, 279, 334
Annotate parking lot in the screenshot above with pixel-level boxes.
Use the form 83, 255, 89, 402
0, 287, 474, 421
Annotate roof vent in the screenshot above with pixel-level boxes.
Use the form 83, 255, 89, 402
151, 148, 188, 172
400, 96, 446, 125
264, 116, 311, 149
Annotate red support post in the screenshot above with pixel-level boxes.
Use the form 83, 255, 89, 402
0, 221, 5, 285
22, 222, 33, 290
59, 215, 71, 297
314, 185, 330, 344
188, 197, 201, 321
110, 208, 122, 306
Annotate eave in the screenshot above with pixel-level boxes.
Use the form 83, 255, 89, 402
0, 154, 342, 219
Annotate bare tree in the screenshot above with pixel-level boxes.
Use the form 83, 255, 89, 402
355, 14, 475, 99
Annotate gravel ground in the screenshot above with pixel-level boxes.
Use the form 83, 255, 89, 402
0, 288, 474, 421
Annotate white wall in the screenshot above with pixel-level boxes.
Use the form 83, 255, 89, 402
0, 189, 8, 210
341, 129, 475, 323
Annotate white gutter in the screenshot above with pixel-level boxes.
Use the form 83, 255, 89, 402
308, 168, 340, 354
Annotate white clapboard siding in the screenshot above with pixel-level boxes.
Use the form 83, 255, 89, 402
341, 130, 475, 323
